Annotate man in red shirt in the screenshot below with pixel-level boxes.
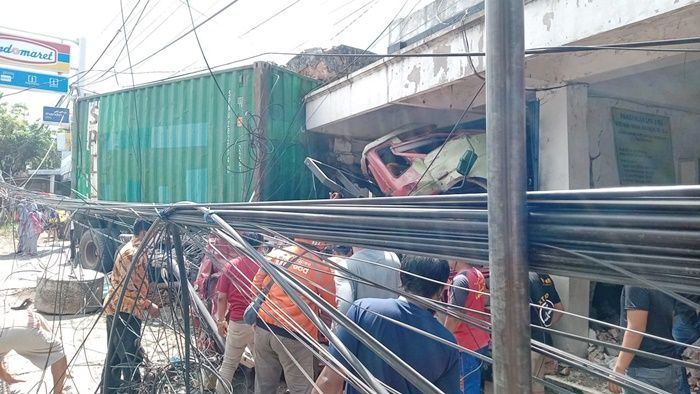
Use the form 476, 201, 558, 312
444, 260, 490, 394
214, 233, 264, 394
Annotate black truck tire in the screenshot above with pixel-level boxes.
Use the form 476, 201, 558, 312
78, 228, 116, 272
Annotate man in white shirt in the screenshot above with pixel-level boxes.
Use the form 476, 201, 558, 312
335, 247, 401, 314
0, 310, 69, 393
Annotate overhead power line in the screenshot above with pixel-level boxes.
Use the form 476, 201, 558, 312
3, 36, 700, 99
76, 0, 145, 86
239, 0, 305, 38
113, 0, 242, 73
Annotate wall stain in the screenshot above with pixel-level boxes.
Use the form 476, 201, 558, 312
432, 43, 451, 77
543, 12, 554, 31
407, 65, 421, 93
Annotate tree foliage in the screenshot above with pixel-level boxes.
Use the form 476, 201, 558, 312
0, 101, 60, 178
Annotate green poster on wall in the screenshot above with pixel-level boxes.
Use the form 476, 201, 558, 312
612, 108, 675, 185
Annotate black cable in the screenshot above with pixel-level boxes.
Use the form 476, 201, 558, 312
184, 0, 272, 200
57, 0, 146, 96
4, 34, 693, 101
332, 0, 380, 39
109, 34, 700, 82
120, 0, 146, 201
239, 0, 305, 38
252, 0, 417, 201
116, 0, 241, 73
88, 0, 154, 87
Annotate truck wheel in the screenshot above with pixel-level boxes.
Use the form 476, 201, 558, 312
78, 229, 116, 272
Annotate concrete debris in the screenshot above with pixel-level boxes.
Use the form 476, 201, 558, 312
683, 339, 700, 392
588, 328, 597, 340
589, 328, 700, 391
587, 328, 622, 367
286, 45, 381, 83
558, 366, 571, 376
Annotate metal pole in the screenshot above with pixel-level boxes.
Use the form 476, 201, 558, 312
170, 225, 192, 393
485, 0, 531, 392
77, 37, 87, 97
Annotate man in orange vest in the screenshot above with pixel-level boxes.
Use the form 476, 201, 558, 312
252, 240, 336, 394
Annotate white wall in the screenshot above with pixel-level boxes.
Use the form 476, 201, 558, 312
588, 97, 700, 187
537, 85, 591, 357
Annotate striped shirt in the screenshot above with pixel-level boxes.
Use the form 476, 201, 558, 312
104, 238, 152, 320
0, 310, 42, 336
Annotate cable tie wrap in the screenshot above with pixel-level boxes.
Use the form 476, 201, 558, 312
203, 211, 215, 225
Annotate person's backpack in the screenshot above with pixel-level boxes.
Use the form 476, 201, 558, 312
30, 212, 43, 235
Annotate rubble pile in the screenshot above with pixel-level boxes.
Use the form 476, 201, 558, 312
589, 328, 700, 391
683, 342, 700, 392
587, 327, 622, 369
286, 45, 381, 83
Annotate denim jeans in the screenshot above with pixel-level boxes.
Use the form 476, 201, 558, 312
625, 364, 683, 394
673, 315, 700, 394
461, 347, 488, 394
105, 313, 143, 394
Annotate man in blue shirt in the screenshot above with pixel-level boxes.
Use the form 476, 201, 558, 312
313, 255, 460, 394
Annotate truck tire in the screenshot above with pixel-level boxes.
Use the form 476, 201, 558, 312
78, 229, 116, 272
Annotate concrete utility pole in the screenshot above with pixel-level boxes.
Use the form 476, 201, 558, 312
77, 37, 87, 97
485, 0, 531, 392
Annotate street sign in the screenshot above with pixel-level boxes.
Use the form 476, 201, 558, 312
0, 33, 71, 74
612, 107, 675, 185
43, 106, 70, 126
0, 67, 68, 93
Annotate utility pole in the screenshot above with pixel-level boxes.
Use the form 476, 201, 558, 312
485, 0, 531, 392
77, 37, 87, 97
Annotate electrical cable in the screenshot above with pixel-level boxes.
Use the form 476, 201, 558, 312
3, 35, 696, 101
99, 0, 155, 87
2, 195, 696, 394
115, 0, 242, 72
119, 0, 147, 201
239, 0, 305, 38
73, 35, 700, 94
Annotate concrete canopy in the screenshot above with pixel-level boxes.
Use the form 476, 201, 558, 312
305, 0, 700, 140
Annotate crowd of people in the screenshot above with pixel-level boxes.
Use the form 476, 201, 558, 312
193, 230, 699, 394
97, 219, 700, 394
99, 219, 577, 393
0, 216, 696, 394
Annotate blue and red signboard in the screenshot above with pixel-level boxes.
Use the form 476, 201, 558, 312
0, 33, 71, 74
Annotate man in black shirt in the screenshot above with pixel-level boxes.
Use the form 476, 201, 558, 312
529, 272, 565, 394
609, 286, 683, 393
673, 294, 700, 393
529, 272, 564, 345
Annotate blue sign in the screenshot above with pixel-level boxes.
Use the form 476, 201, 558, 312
0, 66, 68, 93
42, 106, 69, 125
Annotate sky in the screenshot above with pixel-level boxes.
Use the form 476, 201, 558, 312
0, 0, 435, 120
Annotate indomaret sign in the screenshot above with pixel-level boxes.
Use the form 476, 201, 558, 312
0, 33, 71, 74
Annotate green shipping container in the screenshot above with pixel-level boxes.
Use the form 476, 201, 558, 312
72, 63, 320, 203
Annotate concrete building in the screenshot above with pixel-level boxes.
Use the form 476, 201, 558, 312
303, 0, 700, 357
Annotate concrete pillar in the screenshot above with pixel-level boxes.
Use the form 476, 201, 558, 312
537, 84, 591, 357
